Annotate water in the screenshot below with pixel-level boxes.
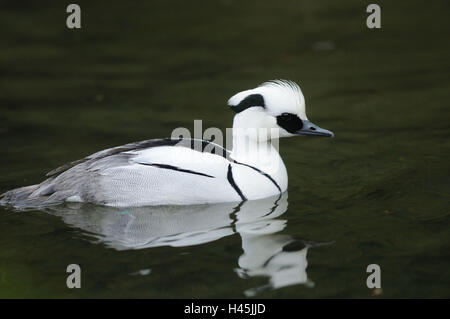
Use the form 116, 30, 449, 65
0, 0, 449, 298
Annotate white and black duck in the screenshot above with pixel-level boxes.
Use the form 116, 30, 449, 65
1, 80, 333, 208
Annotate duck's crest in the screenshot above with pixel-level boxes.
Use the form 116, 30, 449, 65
259, 79, 302, 98
259, 79, 306, 118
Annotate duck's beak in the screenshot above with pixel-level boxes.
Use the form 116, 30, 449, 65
295, 120, 334, 137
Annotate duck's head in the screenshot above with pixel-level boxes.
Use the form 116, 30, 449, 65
228, 80, 334, 141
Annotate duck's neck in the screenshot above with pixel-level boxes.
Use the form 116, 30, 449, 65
230, 130, 288, 191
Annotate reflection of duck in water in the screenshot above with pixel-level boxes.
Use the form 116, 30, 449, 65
44, 193, 288, 250
44, 192, 330, 295
236, 219, 329, 296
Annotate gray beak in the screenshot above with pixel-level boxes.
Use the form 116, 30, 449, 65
295, 120, 334, 137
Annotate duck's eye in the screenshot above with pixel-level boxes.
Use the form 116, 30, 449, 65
276, 112, 303, 133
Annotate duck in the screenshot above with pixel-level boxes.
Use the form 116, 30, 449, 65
0, 80, 333, 208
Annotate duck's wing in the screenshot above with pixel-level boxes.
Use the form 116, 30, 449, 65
46, 138, 231, 177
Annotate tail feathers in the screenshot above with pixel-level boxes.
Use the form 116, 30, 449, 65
0, 184, 67, 210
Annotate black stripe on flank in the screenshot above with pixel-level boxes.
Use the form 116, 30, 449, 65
234, 161, 282, 193
138, 163, 215, 178
189, 140, 281, 194
227, 164, 247, 201
135, 139, 280, 194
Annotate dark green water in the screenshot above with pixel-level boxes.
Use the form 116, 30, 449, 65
0, 0, 449, 298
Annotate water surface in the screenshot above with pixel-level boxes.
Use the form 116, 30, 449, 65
0, 0, 449, 298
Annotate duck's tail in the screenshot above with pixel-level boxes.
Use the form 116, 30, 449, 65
0, 183, 63, 210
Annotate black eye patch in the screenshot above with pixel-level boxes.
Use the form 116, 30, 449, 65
276, 112, 303, 133
230, 94, 265, 113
